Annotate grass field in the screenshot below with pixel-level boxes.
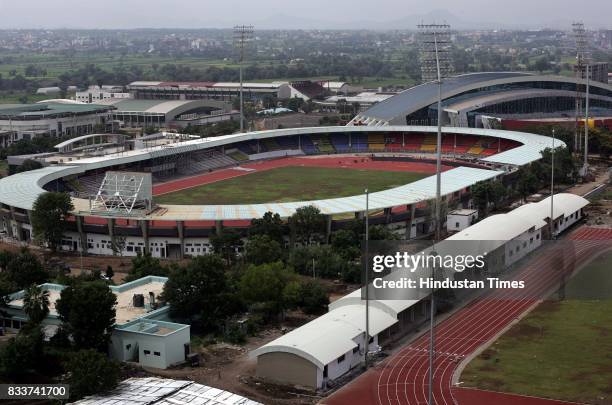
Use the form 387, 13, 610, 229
461, 251, 612, 404
155, 166, 429, 205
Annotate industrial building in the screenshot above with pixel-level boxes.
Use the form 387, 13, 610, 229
3, 276, 190, 369
0, 101, 115, 147
251, 194, 589, 389
350, 72, 612, 128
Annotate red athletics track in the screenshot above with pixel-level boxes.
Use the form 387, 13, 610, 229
323, 226, 612, 405
153, 156, 452, 196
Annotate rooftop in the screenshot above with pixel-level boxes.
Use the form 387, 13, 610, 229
0, 102, 113, 119
74, 377, 262, 405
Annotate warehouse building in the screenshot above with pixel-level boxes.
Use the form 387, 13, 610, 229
251, 194, 588, 389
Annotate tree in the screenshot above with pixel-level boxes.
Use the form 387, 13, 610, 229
65, 349, 120, 401
331, 229, 361, 260
14, 159, 43, 173
250, 211, 285, 243
210, 229, 243, 265
0, 326, 44, 379
239, 262, 297, 316
245, 234, 283, 265
31, 192, 74, 251
288, 205, 326, 245
126, 251, 167, 282
300, 280, 329, 315
162, 255, 234, 331
56, 281, 117, 352
516, 168, 539, 202
105, 265, 114, 280
3, 248, 49, 290
23, 284, 49, 326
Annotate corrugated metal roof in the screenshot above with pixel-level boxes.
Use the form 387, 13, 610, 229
73, 377, 261, 405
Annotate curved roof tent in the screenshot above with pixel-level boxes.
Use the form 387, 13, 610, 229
0, 126, 561, 217
351, 72, 612, 126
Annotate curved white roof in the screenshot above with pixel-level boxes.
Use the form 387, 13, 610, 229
0, 126, 562, 218
251, 304, 397, 369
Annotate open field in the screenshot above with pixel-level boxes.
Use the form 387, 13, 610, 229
154, 166, 428, 205
461, 251, 612, 404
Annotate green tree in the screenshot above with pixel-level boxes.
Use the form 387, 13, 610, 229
162, 255, 235, 331
288, 205, 326, 245
23, 284, 49, 326
300, 280, 329, 315
65, 349, 120, 401
126, 251, 167, 282
245, 234, 283, 265
0, 326, 44, 378
250, 211, 285, 243
3, 248, 48, 290
31, 192, 74, 251
56, 281, 117, 352
210, 229, 243, 265
14, 159, 43, 173
239, 262, 297, 316
516, 168, 539, 202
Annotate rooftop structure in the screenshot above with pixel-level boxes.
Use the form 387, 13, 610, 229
74, 377, 261, 405
350, 72, 612, 128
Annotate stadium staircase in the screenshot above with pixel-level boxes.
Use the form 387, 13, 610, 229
330, 133, 350, 153
227, 150, 249, 162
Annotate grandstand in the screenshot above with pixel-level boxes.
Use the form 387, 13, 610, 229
0, 126, 558, 260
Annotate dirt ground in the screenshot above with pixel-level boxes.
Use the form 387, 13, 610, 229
144, 321, 322, 405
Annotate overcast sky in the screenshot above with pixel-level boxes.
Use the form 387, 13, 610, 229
0, 0, 610, 30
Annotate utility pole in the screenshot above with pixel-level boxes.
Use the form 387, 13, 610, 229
233, 25, 254, 133
418, 23, 453, 405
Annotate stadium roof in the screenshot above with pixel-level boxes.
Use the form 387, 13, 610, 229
351, 72, 612, 126
74, 377, 261, 405
0, 126, 561, 216
0, 102, 113, 119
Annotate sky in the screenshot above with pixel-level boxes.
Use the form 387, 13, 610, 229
0, 0, 610, 30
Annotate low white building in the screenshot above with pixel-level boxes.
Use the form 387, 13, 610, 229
447, 208, 478, 232
3, 276, 191, 370
76, 85, 132, 103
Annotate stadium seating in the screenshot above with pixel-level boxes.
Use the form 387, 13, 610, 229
351, 134, 368, 152
76, 172, 106, 195
262, 138, 281, 151
467, 138, 487, 155
300, 135, 318, 154
228, 150, 249, 162
421, 134, 437, 152
179, 151, 237, 175
368, 133, 385, 151
330, 133, 351, 153
310, 134, 335, 153
276, 136, 299, 150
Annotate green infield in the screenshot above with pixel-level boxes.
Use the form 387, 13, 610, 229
461, 251, 612, 404
154, 166, 429, 205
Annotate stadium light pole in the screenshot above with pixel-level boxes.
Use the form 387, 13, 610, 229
364, 188, 370, 370
583, 64, 590, 176
234, 25, 254, 133
550, 128, 555, 239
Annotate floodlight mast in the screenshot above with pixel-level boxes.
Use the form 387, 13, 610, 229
233, 25, 254, 133
418, 22, 453, 405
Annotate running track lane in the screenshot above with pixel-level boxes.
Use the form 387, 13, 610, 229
323, 226, 612, 405
152, 156, 452, 196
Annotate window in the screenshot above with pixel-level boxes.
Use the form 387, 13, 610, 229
144, 350, 150, 355
337, 354, 345, 363
530, 237, 533, 244
126, 344, 131, 350
154, 351, 161, 356
455, 222, 460, 228
353, 345, 360, 354
523, 242, 527, 248
537, 234, 540, 240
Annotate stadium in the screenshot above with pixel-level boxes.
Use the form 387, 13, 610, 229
0, 125, 558, 259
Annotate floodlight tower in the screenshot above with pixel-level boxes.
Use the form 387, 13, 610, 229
233, 25, 254, 133
418, 22, 453, 405
572, 22, 590, 153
